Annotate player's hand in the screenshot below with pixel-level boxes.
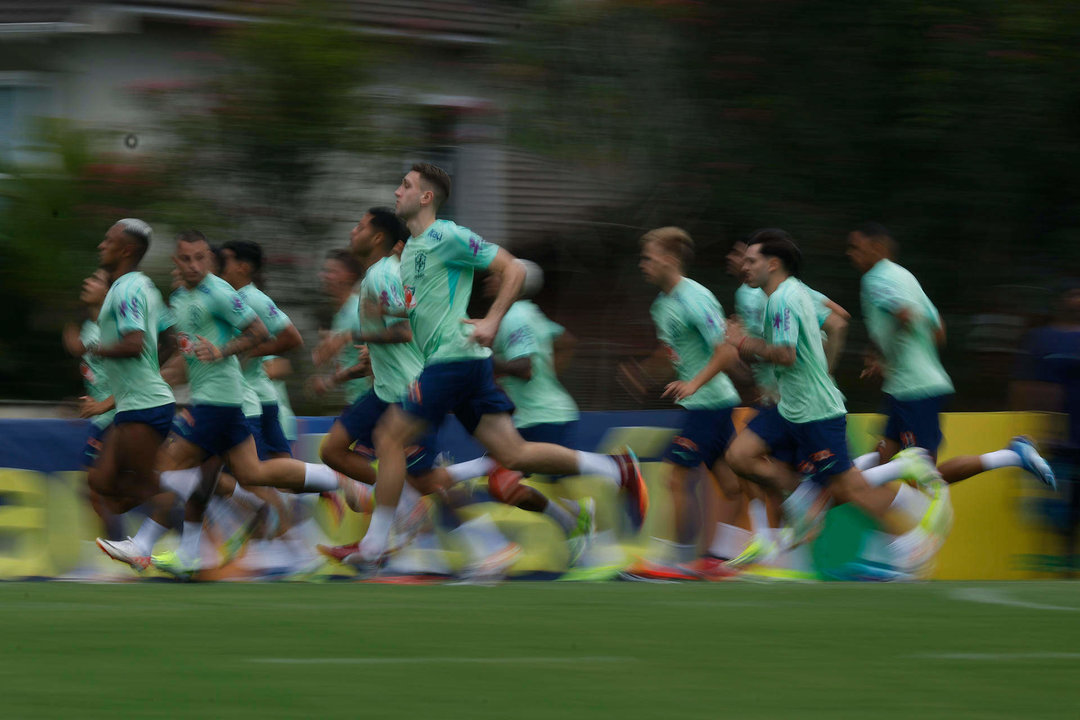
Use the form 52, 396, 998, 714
194, 336, 224, 363
308, 374, 333, 396
62, 323, 86, 357
859, 352, 883, 380
78, 396, 105, 418
662, 380, 696, 402
312, 331, 347, 367
617, 360, 648, 404
726, 319, 746, 348
462, 317, 498, 347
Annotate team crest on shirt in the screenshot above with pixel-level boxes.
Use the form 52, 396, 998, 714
414, 252, 427, 279
189, 306, 204, 326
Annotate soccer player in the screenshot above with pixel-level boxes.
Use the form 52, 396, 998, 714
475, 258, 595, 565
62, 268, 122, 538
219, 240, 303, 460
310, 250, 371, 403
725, 229, 948, 573
128, 230, 351, 577
62, 220, 177, 530
626, 227, 745, 580
847, 223, 1055, 488
355, 163, 648, 563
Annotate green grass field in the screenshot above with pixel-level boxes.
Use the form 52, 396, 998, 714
2, 581, 1078, 719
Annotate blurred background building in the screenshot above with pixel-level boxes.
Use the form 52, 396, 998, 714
2, 0, 1078, 414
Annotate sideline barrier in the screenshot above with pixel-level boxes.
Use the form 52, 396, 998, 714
0, 411, 1064, 580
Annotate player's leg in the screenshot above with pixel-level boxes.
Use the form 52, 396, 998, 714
725, 420, 801, 494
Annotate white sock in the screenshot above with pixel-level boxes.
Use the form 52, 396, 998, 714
708, 522, 749, 560
303, 463, 339, 492
132, 518, 168, 555
853, 451, 881, 471
177, 520, 203, 564
748, 499, 771, 535
542, 498, 577, 535
230, 484, 266, 511
160, 468, 201, 501
981, 449, 1022, 471
445, 456, 497, 483
365, 505, 395, 545
575, 452, 620, 487
862, 458, 909, 487
888, 483, 931, 528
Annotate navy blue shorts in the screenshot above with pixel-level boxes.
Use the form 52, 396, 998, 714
114, 403, 176, 439
786, 415, 854, 486
82, 423, 111, 467
519, 421, 579, 449
663, 407, 737, 468
883, 393, 950, 456
173, 404, 251, 458
746, 405, 797, 466
401, 358, 515, 435
337, 391, 437, 474
251, 404, 292, 459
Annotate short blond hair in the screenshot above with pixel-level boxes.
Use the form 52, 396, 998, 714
640, 226, 694, 268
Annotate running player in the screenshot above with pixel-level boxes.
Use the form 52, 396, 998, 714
725, 229, 948, 573
355, 163, 648, 563
478, 259, 595, 566
847, 223, 1055, 488
62, 268, 122, 539
120, 230, 353, 577
626, 227, 744, 580
310, 250, 371, 403
62, 220, 177, 534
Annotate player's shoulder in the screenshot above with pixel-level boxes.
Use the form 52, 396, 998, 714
681, 277, 720, 304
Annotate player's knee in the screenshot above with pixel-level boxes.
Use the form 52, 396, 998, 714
724, 446, 751, 476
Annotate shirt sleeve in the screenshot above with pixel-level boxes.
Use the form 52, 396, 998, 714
864, 272, 909, 314
806, 288, 832, 328
499, 314, 540, 361
213, 283, 257, 331
116, 281, 151, 336
439, 224, 499, 270
377, 269, 409, 328
689, 298, 727, 347
768, 293, 798, 347
260, 296, 292, 336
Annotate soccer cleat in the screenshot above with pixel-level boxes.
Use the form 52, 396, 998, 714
457, 542, 522, 585
918, 478, 954, 544
320, 491, 346, 527
386, 495, 431, 554
725, 533, 779, 569
624, 557, 700, 581
780, 486, 825, 549
566, 498, 596, 567
613, 448, 649, 530
487, 464, 525, 505
96, 537, 151, 571
317, 542, 359, 563
688, 555, 741, 581
151, 550, 200, 580
341, 477, 374, 514
894, 447, 943, 492
1010, 436, 1057, 491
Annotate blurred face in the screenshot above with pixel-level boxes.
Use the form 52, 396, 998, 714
394, 171, 426, 221
639, 240, 674, 287
320, 258, 355, 296
846, 231, 879, 273
726, 242, 747, 280
98, 223, 132, 272
742, 243, 771, 289
349, 213, 381, 257
174, 239, 212, 288
80, 269, 109, 307
219, 248, 248, 289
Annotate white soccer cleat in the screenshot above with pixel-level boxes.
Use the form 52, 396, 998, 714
457, 542, 522, 586
96, 537, 151, 571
